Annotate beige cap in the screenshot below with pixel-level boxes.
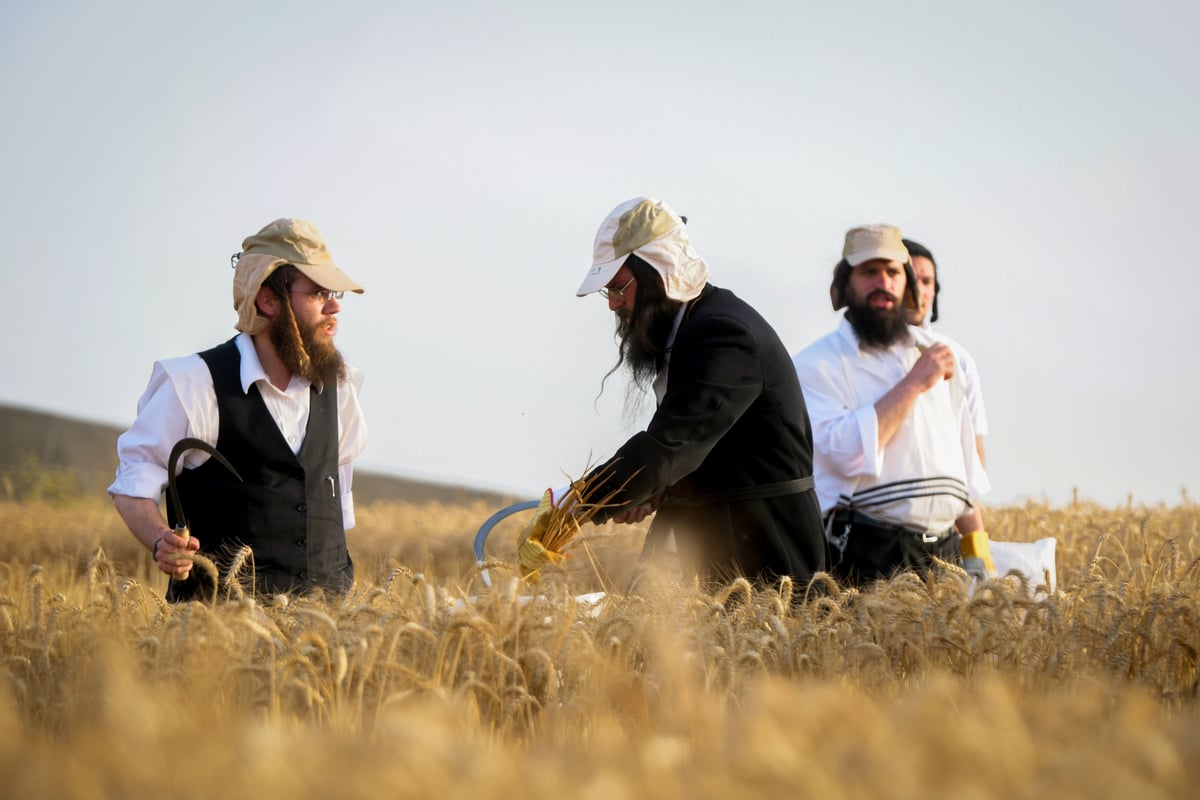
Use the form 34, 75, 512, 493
842, 224, 910, 267
231, 218, 364, 334
577, 197, 708, 302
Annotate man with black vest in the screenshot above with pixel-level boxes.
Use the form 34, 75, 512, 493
109, 218, 367, 601
901, 237, 989, 471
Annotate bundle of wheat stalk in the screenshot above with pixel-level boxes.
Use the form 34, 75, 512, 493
517, 463, 635, 581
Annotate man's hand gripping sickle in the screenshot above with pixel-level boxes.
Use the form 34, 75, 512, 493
154, 438, 243, 580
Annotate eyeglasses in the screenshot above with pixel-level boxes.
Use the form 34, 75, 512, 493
599, 276, 635, 301
289, 288, 344, 303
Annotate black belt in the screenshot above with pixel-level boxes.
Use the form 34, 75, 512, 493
665, 476, 814, 507
826, 508, 953, 543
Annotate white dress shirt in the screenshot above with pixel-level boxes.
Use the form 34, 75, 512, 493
108, 333, 367, 529
922, 326, 988, 438
792, 317, 989, 535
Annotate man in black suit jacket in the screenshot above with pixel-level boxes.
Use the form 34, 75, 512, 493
561, 197, 827, 587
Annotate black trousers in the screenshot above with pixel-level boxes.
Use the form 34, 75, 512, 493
825, 509, 960, 587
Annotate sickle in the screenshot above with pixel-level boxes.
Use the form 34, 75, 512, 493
472, 499, 541, 588
168, 437, 243, 535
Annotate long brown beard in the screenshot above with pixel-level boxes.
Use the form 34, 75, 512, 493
269, 301, 346, 387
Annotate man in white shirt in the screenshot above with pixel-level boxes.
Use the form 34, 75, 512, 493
108, 218, 368, 601
792, 224, 990, 585
902, 237, 988, 467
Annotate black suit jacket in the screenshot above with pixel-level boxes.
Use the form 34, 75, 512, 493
588, 284, 826, 585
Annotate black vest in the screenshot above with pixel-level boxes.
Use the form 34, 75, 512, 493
166, 338, 353, 601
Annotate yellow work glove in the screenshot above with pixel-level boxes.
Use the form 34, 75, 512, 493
960, 529, 995, 579
517, 487, 579, 580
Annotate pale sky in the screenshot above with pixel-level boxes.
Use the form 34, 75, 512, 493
2, 1, 1196, 508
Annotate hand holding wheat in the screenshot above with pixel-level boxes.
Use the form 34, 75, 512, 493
516, 464, 638, 581
517, 487, 580, 580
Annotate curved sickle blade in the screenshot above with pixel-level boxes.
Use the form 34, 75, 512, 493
472, 499, 540, 588
168, 437, 243, 531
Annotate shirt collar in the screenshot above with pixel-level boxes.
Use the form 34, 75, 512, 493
651, 301, 691, 406
235, 332, 313, 396
664, 302, 688, 351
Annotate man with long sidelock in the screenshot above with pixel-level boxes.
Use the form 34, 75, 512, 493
521, 196, 827, 588
108, 218, 368, 601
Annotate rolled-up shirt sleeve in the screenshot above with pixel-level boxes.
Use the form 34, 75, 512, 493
107, 363, 192, 500
802, 383, 883, 480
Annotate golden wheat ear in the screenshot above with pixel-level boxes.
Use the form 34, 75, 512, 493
520, 461, 643, 581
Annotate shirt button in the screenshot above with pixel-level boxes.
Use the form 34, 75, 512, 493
295, 538, 306, 548
296, 503, 307, 513
298, 570, 308, 581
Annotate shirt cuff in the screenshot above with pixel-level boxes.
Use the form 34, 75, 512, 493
106, 462, 168, 500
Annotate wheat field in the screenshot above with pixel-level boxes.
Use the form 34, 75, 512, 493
0, 493, 1198, 799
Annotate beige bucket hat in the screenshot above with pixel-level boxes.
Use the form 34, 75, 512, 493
231, 218, 364, 334
577, 197, 709, 302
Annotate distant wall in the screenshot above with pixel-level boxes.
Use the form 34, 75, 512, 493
0, 404, 514, 507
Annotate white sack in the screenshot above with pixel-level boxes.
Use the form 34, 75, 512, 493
990, 537, 1057, 595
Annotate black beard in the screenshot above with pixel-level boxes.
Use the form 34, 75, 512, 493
269, 304, 347, 387
845, 291, 909, 348
615, 297, 682, 392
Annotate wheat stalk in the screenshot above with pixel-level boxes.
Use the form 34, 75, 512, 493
519, 461, 639, 580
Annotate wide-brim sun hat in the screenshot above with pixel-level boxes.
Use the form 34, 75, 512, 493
232, 218, 364, 334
